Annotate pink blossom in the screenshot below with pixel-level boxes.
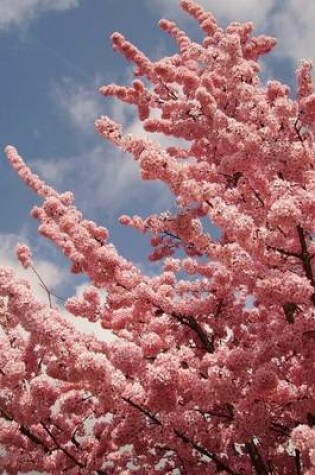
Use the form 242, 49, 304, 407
15, 243, 32, 269
1, 1, 315, 473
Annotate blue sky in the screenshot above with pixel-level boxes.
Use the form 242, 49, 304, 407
0, 0, 314, 311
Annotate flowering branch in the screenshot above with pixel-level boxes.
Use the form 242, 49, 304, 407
123, 397, 239, 474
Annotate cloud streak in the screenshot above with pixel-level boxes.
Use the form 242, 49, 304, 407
151, 0, 274, 26
32, 77, 174, 216
271, 0, 315, 65
53, 79, 103, 133
0, 0, 80, 32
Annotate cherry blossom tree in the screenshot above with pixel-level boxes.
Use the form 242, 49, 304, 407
1, 1, 315, 473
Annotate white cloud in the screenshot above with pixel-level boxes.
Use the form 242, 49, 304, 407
32, 141, 172, 215
203, 0, 274, 24
271, 1, 315, 65
30, 156, 72, 183
0, 0, 80, 32
53, 80, 103, 133
36, 78, 174, 214
151, 0, 274, 26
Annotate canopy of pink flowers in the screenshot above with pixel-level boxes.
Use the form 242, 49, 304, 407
1, 1, 315, 473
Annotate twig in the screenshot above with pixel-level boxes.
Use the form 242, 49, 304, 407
30, 265, 52, 308
30, 264, 66, 306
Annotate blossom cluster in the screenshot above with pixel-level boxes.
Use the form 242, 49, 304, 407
1, 1, 315, 474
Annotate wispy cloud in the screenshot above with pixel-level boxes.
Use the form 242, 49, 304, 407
36, 77, 174, 214
32, 142, 172, 216
151, 0, 274, 26
52, 79, 103, 133
271, 0, 315, 65
0, 0, 80, 32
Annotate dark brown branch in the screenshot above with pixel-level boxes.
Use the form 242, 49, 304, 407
294, 119, 305, 144
282, 302, 299, 324
270, 423, 303, 473
41, 423, 109, 474
0, 406, 107, 474
161, 81, 178, 100
307, 412, 315, 426
251, 188, 265, 207
245, 439, 269, 475
266, 245, 300, 259
20, 425, 50, 452
70, 413, 93, 449
0, 405, 50, 453
30, 265, 52, 308
115, 280, 214, 353
214, 299, 224, 318
303, 329, 315, 339
222, 172, 243, 189
29, 264, 67, 306
172, 312, 214, 353
294, 449, 302, 475
163, 231, 181, 241
267, 227, 315, 308
41, 422, 85, 469
197, 403, 234, 421
205, 199, 214, 209
270, 422, 291, 437
121, 397, 161, 426
154, 443, 187, 473
270, 421, 291, 437
175, 430, 239, 475
297, 225, 315, 304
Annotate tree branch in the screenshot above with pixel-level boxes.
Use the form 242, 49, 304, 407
174, 429, 238, 475
266, 245, 300, 259
294, 449, 302, 475
122, 397, 239, 474
41, 421, 85, 469
0, 405, 50, 453
196, 404, 234, 421
245, 439, 269, 475
172, 312, 214, 353
297, 225, 315, 304
122, 397, 161, 426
